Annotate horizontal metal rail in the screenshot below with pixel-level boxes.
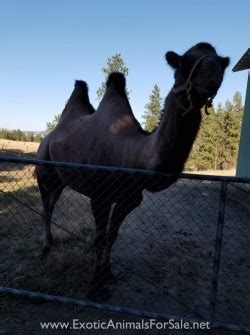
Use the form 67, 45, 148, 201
1, 156, 250, 183
0, 287, 249, 333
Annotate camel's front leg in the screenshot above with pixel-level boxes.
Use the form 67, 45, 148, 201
87, 198, 111, 300
103, 192, 143, 280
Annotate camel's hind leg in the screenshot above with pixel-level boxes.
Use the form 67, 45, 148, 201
41, 187, 64, 254
36, 167, 64, 255
104, 192, 143, 278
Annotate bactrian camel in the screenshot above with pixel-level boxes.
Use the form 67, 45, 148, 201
36, 42, 229, 299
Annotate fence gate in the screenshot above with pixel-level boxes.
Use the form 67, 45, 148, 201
0, 156, 250, 333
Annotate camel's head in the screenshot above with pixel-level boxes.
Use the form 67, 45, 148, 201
165, 42, 229, 113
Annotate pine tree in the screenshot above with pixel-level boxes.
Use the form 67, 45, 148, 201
34, 133, 42, 142
16, 129, 24, 141
186, 92, 243, 171
186, 106, 218, 170
45, 54, 130, 132
96, 53, 130, 100
225, 94, 243, 167
27, 132, 34, 142
45, 114, 61, 134
232, 91, 244, 149
142, 84, 162, 132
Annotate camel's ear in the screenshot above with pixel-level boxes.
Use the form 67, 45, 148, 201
165, 51, 182, 69
220, 56, 230, 70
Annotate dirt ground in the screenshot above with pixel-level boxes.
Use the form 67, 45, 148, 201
0, 152, 249, 334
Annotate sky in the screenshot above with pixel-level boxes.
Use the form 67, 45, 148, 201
0, 0, 249, 131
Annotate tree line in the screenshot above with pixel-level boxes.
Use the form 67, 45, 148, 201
186, 92, 243, 170
142, 88, 243, 171
0, 129, 42, 143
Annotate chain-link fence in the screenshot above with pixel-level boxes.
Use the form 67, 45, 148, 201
0, 156, 249, 333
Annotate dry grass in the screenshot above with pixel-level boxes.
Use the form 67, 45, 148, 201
186, 168, 236, 176
0, 139, 39, 156
0, 161, 95, 299
0, 165, 35, 192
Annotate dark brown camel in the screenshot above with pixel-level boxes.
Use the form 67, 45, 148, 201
36, 42, 229, 300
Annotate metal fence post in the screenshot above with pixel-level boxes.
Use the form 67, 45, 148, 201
209, 180, 228, 324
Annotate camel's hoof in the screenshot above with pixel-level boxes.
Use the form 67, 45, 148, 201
87, 286, 111, 302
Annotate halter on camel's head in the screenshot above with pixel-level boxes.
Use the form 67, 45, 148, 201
165, 42, 230, 116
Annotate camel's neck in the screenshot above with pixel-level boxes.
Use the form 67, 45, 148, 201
147, 90, 201, 173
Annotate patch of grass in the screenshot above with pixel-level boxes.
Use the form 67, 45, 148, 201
0, 139, 39, 155
0, 164, 95, 299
